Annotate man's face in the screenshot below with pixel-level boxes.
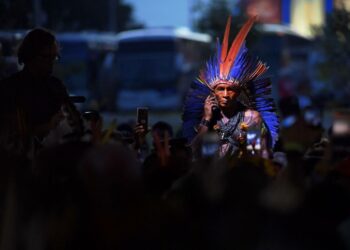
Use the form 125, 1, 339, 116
29, 42, 59, 78
214, 83, 240, 109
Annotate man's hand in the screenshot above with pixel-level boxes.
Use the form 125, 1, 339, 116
134, 123, 149, 149
203, 94, 217, 120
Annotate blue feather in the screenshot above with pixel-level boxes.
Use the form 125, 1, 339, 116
247, 78, 280, 148
182, 80, 211, 143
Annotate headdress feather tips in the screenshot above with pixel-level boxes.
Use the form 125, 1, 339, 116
200, 15, 263, 89
220, 16, 256, 78
220, 16, 231, 67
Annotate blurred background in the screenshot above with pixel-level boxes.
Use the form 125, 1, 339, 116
0, 0, 350, 133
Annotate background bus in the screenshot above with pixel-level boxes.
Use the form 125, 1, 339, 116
0, 31, 24, 80
113, 27, 212, 111
252, 23, 312, 102
54, 32, 119, 109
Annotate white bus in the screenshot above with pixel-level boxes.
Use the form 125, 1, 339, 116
54, 32, 119, 107
114, 27, 212, 111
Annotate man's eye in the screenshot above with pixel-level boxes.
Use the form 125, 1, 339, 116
230, 88, 239, 93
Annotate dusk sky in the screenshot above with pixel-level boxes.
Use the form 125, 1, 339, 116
125, 0, 193, 28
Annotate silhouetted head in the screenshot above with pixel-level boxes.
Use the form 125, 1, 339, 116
151, 121, 173, 141
278, 95, 301, 117
18, 28, 59, 77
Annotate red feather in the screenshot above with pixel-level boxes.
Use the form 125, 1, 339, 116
221, 16, 257, 78
220, 16, 232, 76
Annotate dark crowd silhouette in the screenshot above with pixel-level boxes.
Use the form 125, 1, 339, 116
0, 28, 349, 250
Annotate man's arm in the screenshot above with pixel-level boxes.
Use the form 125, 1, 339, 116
243, 109, 262, 127
243, 109, 270, 158
189, 95, 216, 158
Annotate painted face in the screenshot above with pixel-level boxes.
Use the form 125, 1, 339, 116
214, 83, 240, 109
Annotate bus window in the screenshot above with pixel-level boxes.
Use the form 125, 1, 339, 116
116, 40, 177, 89
54, 32, 118, 109
251, 24, 312, 101
114, 28, 212, 111
55, 40, 89, 95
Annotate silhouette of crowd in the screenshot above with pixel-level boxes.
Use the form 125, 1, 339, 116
0, 28, 349, 250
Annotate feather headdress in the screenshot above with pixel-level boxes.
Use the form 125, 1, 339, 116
183, 16, 279, 149
197, 16, 268, 89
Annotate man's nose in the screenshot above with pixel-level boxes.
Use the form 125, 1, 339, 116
223, 89, 228, 96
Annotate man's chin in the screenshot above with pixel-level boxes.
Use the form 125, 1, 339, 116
219, 103, 229, 108
37, 71, 52, 79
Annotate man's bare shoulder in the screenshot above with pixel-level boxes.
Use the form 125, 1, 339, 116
243, 109, 262, 126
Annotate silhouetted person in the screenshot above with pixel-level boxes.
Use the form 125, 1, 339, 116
142, 121, 191, 195
279, 95, 323, 155
0, 28, 69, 156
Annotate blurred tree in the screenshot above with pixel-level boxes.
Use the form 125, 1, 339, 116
0, 0, 32, 29
313, 5, 350, 107
0, 0, 142, 31
191, 0, 257, 47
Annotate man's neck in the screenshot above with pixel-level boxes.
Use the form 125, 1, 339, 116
221, 102, 240, 118
22, 66, 50, 80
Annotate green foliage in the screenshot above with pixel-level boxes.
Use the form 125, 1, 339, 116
0, 0, 32, 29
192, 0, 257, 47
313, 6, 350, 105
193, 0, 232, 38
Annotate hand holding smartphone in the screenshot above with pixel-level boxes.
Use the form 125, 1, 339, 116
209, 93, 220, 119
137, 107, 148, 131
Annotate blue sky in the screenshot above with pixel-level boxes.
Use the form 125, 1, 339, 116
125, 0, 192, 28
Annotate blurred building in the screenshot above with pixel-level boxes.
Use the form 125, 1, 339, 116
241, 0, 345, 38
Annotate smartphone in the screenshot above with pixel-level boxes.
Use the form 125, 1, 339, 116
201, 132, 219, 157
331, 110, 350, 161
246, 131, 262, 154
137, 107, 148, 130
209, 93, 220, 118
332, 117, 350, 137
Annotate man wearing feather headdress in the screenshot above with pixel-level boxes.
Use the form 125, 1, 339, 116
182, 16, 279, 158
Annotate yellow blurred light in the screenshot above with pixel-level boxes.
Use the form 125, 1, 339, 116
291, 0, 325, 38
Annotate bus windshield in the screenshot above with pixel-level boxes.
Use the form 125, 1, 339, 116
114, 28, 211, 110
117, 39, 177, 89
